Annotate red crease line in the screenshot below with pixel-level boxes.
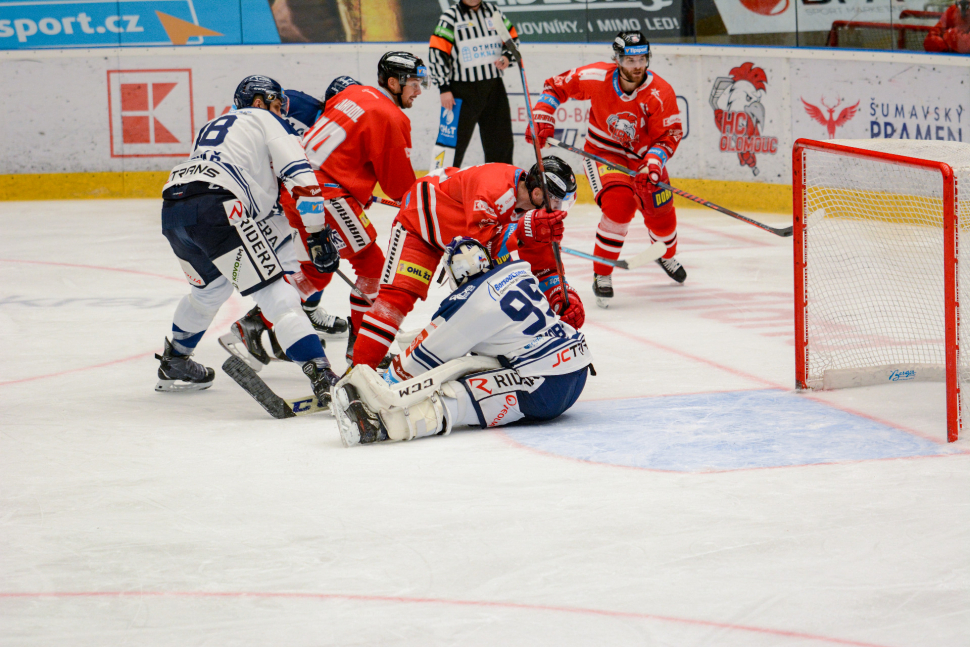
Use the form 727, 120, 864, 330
0, 590, 891, 647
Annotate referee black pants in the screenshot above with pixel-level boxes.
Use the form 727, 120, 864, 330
451, 77, 514, 167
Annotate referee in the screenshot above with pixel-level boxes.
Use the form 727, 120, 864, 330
428, 0, 518, 166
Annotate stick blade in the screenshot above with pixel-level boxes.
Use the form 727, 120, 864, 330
625, 241, 668, 269
776, 225, 794, 237
222, 356, 296, 419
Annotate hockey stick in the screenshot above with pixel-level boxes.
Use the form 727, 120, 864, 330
560, 241, 667, 270
370, 196, 401, 208
547, 138, 794, 238
334, 268, 374, 306
222, 356, 328, 419
492, 19, 570, 307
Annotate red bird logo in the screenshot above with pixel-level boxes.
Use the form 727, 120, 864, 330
801, 97, 859, 138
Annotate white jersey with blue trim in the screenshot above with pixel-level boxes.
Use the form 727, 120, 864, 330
390, 260, 592, 382
163, 108, 318, 220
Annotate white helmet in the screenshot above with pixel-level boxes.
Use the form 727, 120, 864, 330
440, 237, 493, 291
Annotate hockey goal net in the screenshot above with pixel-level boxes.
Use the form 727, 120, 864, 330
793, 138, 970, 442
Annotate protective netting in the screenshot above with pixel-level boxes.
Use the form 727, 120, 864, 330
828, 23, 932, 51
799, 139, 970, 430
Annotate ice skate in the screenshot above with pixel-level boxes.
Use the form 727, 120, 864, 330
303, 301, 349, 336
592, 274, 613, 309
302, 357, 340, 408
656, 255, 687, 284
332, 382, 389, 447
155, 338, 215, 392
219, 306, 310, 372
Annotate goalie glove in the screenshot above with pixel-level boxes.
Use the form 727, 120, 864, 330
544, 283, 585, 330
520, 209, 566, 244
524, 98, 556, 149
307, 226, 340, 274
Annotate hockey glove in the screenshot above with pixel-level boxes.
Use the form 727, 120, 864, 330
545, 284, 585, 330
520, 209, 566, 244
295, 194, 327, 230
524, 101, 556, 149
307, 226, 341, 274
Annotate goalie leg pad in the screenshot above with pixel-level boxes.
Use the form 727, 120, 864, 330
380, 392, 449, 441
348, 355, 502, 411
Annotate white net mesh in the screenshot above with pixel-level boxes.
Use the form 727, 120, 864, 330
799, 139, 970, 429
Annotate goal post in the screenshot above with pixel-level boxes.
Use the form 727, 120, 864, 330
793, 138, 970, 442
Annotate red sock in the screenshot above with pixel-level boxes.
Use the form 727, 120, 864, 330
346, 243, 385, 334
353, 288, 416, 368
593, 187, 637, 276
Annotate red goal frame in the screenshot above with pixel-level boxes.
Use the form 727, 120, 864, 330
792, 138, 961, 442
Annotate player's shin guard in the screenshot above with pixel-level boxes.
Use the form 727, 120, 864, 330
170, 277, 233, 355
254, 278, 328, 363
353, 288, 415, 368
593, 188, 637, 276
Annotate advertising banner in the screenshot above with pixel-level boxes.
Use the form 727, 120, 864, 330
0, 0, 279, 49
712, 0, 925, 36
271, 0, 689, 45
0, 43, 966, 188
791, 59, 967, 143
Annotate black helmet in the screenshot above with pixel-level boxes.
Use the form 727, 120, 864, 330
325, 75, 361, 102
233, 75, 289, 115
378, 51, 429, 89
612, 31, 651, 67
526, 156, 577, 210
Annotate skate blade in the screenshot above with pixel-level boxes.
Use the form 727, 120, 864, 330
333, 387, 361, 447
218, 333, 268, 372
595, 296, 611, 309
155, 378, 213, 392
312, 322, 349, 337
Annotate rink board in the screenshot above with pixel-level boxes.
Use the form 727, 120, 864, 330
503, 389, 950, 472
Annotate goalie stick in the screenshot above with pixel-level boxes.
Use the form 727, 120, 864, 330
546, 138, 794, 238
221, 356, 328, 419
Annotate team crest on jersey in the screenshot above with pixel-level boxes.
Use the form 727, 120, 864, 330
709, 62, 779, 177
606, 112, 639, 146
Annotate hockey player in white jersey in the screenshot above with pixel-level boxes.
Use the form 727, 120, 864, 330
156, 75, 341, 402
332, 237, 592, 446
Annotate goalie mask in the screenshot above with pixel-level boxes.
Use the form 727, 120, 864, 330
440, 237, 494, 291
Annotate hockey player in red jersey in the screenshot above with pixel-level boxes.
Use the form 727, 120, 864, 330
526, 31, 685, 309
924, 0, 970, 54
351, 157, 584, 369
276, 52, 425, 363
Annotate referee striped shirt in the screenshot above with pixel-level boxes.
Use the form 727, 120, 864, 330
428, 1, 520, 92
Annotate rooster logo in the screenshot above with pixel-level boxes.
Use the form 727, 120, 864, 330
801, 97, 859, 138
710, 62, 772, 176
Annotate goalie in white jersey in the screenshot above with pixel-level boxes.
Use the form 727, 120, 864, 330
156, 75, 340, 402
332, 237, 592, 446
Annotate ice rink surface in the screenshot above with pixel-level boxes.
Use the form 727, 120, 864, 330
1, 199, 968, 646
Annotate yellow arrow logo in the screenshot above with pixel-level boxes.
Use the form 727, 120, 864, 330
155, 11, 222, 45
